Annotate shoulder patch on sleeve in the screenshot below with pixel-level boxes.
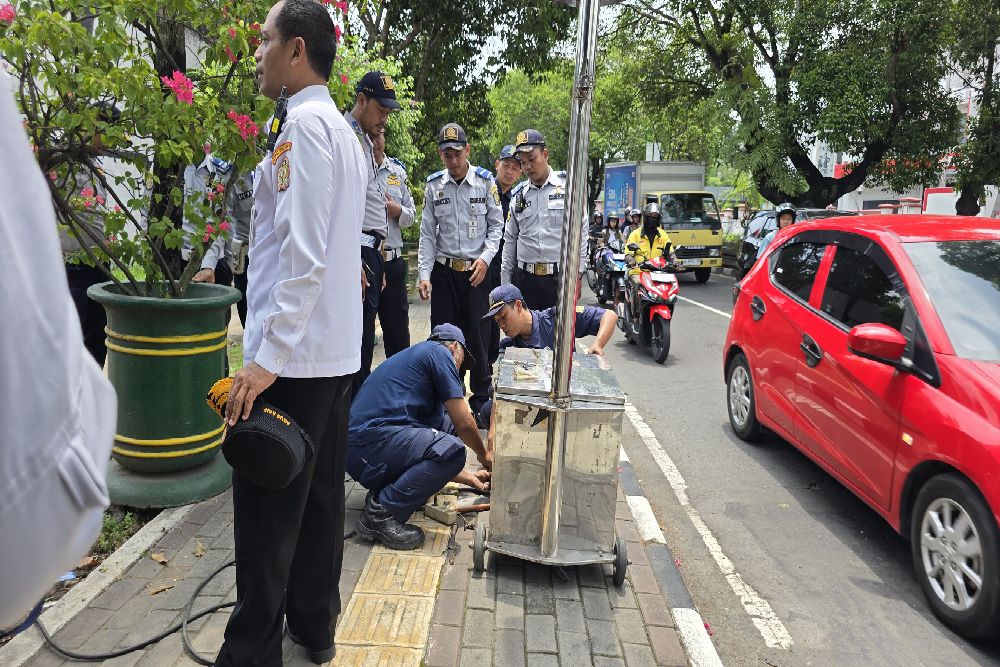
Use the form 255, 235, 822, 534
389, 157, 407, 174
211, 157, 234, 174
276, 157, 290, 191
271, 141, 292, 165
475, 166, 493, 181
426, 169, 445, 183
511, 181, 527, 195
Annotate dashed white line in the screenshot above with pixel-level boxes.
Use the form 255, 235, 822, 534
678, 296, 732, 319
623, 402, 794, 650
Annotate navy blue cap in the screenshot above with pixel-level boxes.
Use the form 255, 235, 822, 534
428, 324, 475, 366
438, 123, 468, 150
514, 129, 546, 153
483, 284, 524, 319
355, 71, 401, 110
497, 144, 517, 161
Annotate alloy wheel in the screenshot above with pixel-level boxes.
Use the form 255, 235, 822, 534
920, 498, 984, 612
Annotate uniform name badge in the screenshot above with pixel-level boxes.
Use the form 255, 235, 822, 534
547, 196, 564, 210
470, 202, 487, 215
468, 221, 477, 239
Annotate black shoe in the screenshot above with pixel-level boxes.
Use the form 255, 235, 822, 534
355, 491, 425, 550
285, 624, 336, 665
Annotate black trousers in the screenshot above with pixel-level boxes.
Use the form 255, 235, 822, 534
353, 244, 384, 398
512, 267, 559, 311
215, 374, 353, 667
430, 262, 491, 411
233, 261, 248, 328
377, 256, 410, 358
487, 252, 503, 365
65, 263, 109, 368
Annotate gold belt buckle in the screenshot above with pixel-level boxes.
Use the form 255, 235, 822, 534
533, 263, 548, 276
450, 259, 467, 271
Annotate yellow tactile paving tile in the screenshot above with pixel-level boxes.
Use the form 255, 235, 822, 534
354, 552, 441, 597
336, 594, 434, 648
328, 646, 422, 667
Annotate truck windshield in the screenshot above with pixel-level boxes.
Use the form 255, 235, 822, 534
659, 194, 722, 231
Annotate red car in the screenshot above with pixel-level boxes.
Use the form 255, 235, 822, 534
724, 214, 1000, 639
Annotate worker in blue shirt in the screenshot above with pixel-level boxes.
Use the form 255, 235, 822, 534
478, 284, 618, 442
347, 324, 493, 550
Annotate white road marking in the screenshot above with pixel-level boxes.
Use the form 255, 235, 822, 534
624, 402, 795, 650
625, 494, 666, 544
673, 608, 726, 667
678, 295, 732, 319
619, 445, 630, 463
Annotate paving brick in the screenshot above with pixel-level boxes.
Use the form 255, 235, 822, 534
622, 643, 657, 667
194, 509, 232, 540
593, 657, 626, 667
524, 614, 557, 653
154, 521, 201, 552
90, 577, 147, 612
467, 572, 497, 610
495, 629, 526, 667
616, 521, 641, 544
77, 626, 130, 653
551, 569, 580, 601
48, 608, 114, 648
497, 565, 525, 596
441, 562, 472, 591
528, 653, 560, 667
607, 580, 639, 609
118, 609, 179, 648
463, 609, 495, 648
586, 619, 622, 658
613, 608, 648, 646
461, 647, 493, 667
581, 587, 613, 621
616, 502, 630, 520
184, 500, 223, 526
554, 599, 586, 635
524, 563, 551, 588
648, 628, 686, 666
496, 594, 525, 630
626, 566, 660, 596
23, 650, 68, 667
524, 577, 555, 616
433, 590, 468, 626
104, 591, 160, 631
189, 609, 230, 654
134, 631, 186, 665
635, 594, 672, 628
556, 631, 593, 667
426, 623, 462, 667
624, 541, 648, 567
577, 564, 607, 589
101, 650, 143, 666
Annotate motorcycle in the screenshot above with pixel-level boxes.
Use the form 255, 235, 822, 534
615, 243, 680, 364
595, 238, 628, 306
585, 229, 605, 292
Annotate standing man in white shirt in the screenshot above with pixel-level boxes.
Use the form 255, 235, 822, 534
218, 1, 367, 664
373, 131, 416, 358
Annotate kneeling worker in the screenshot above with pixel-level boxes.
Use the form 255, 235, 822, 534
347, 324, 493, 550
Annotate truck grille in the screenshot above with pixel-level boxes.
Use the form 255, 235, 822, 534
675, 246, 707, 259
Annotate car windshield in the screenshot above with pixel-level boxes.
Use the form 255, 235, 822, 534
659, 194, 722, 231
904, 240, 1000, 362
747, 213, 774, 239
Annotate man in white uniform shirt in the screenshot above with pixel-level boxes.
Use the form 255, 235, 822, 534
218, 1, 366, 664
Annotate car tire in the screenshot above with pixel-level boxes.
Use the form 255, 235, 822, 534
695, 268, 711, 284
910, 474, 1000, 639
726, 352, 762, 441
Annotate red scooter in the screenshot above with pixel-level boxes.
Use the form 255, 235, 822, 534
615, 244, 680, 364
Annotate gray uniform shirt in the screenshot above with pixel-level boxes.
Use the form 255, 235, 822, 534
344, 110, 388, 237
376, 155, 415, 250
417, 164, 504, 282
59, 159, 107, 255
500, 167, 587, 284
182, 155, 233, 270
227, 170, 254, 242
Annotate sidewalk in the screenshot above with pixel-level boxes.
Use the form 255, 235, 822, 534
11, 297, 692, 667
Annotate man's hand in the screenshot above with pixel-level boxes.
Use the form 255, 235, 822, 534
385, 196, 403, 219
193, 268, 216, 283
224, 362, 277, 426
478, 447, 494, 471
418, 279, 432, 301
469, 259, 488, 287
588, 341, 605, 356
453, 468, 491, 493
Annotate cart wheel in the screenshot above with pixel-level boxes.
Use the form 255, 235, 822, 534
473, 520, 487, 573
613, 537, 628, 587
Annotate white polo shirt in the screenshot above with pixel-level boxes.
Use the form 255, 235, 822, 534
244, 85, 367, 377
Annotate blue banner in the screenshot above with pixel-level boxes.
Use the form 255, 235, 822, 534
604, 164, 637, 217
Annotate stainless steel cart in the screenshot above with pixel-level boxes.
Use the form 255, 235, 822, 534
473, 348, 628, 585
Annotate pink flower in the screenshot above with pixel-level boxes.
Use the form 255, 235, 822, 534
108, 234, 117, 243
81, 186, 95, 198
216, 183, 225, 193
113, 205, 122, 213
228, 109, 259, 141
340, 72, 349, 85
225, 46, 237, 63
334, 24, 342, 41
250, 22, 261, 32
205, 223, 216, 234
207, 192, 217, 202
227, 26, 237, 38
336, 1, 348, 12
203, 142, 211, 154
83, 200, 94, 209
202, 233, 211, 243
0, 3, 16, 25
48, 171, 57, 181
219, 221, 231, 232
160, 71, 194, 105
95, 195, 105, 206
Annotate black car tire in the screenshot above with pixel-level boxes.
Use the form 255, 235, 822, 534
911, 474, 1000, 639
726, 352, 762, 441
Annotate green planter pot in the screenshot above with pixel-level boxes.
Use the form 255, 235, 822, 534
88, 281, 241, 507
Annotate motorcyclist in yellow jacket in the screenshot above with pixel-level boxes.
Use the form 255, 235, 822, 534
625, 203, 676, 317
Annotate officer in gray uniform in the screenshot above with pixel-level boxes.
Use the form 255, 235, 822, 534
226, 169, 255, 327
418, 123, 504, 416
373, 132, 415, 358
182, 155, 236, 297
345, 71, 400, 396
500, 129, 587, 310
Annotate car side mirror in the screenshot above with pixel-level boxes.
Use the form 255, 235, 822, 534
627, 243, 640, 252
848, 324, 909, 367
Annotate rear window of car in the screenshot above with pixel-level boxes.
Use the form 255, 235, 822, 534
773, 241, 826, 301
820, 246, 906, 331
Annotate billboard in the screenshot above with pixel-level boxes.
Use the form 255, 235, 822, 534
604, 164, 637, 216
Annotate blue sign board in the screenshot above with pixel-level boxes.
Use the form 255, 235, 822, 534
604, 164, 637, 219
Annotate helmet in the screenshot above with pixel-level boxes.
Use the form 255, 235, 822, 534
775, 202, 796, 223
607, 209, 620, 221
642, 202, 661, 224
593, 210, 603, 220
630, 208, 641, 218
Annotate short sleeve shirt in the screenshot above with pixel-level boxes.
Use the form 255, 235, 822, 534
499, 306, 605, 350
349, 341, 465, 433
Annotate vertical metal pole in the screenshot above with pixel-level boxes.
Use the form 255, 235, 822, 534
539, 0, 601, 559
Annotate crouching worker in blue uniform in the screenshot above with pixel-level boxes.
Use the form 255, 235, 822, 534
479, 284, 618, 448
347, 324, 494, 550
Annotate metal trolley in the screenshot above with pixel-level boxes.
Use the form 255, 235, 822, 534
473, 348, 628, 585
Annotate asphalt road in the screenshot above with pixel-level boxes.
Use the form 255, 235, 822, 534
579, 274, 1000, 666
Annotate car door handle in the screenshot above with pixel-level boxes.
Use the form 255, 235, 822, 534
750, 296, 766, 321
800, 334, 822, 367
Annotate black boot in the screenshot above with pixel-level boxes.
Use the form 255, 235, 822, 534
285, 623, 336, 665
355, 491, 425, 550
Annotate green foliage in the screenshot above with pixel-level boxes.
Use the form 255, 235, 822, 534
94, 509, 140, 556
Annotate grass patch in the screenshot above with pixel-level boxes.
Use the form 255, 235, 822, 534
228, 338, 244, 373
93, 506, 158, 556
110, 264, 147, 282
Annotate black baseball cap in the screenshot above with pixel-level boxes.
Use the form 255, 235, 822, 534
497, 144, 517, 161
483, 285, 524, 318
438, 123, 468, 151
355, 71, 401, 110
515, 129, 546, 153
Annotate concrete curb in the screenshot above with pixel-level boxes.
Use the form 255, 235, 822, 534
619, 447, 724, 667
0, 503, 195, 666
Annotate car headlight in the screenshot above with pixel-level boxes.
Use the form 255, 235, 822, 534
709, 248, 721, 257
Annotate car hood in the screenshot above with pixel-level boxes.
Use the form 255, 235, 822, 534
969, 360, 1000, 391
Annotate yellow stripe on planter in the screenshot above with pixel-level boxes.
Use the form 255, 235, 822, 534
105, 339, 228, 356
111, 437, 224, 459
115, 424, 226, 447
105, 327, 228, 343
